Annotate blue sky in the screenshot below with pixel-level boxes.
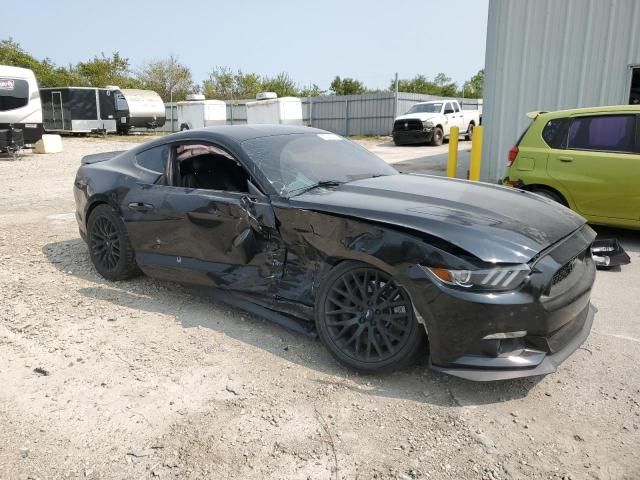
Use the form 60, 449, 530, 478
3, 0, 489, 90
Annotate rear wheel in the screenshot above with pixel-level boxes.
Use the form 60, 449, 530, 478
430, 127, 444, 146
316, 262, 426, 372
87, 204, 140, 281
530, 187, 567, 206
465, 123, 474, 141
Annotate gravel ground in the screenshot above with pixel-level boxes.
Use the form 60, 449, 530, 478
0, 137, 638, 480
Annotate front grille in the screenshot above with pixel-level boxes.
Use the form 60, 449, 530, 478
393, 119, 423, 131
552, 257, 576, 285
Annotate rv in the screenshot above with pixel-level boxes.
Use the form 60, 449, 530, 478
40, 87, 165, 134
0, 65, 44, 151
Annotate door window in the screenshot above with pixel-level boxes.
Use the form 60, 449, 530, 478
444, 102, 454, 114
453, 102, 460, 113
173, 143, 250, 193
567, 115, 636, 153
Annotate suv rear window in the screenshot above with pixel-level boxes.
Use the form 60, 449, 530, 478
541, 118, 569, 148
567, 115, 636, 153
0, 78, 29, 111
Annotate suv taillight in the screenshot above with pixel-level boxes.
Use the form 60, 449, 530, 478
507, 146, 519, 166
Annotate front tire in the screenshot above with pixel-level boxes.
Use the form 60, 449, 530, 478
430, 127, 444, 146
316, 262, 426, 372
87, 204, 140, 281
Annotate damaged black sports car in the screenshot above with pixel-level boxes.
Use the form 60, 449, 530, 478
74, 125, 597, 380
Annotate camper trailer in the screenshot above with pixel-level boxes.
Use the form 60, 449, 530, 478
0, 65, 44, 151
114, 89, 165, 133
41, 87, 165, 134
177, 95, 226, 130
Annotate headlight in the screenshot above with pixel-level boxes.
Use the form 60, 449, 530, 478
422, 120, 434, 128
422, 265, 530, 291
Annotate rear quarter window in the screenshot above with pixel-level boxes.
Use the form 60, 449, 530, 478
541, 118, 570, 148
136, 145, 170, 174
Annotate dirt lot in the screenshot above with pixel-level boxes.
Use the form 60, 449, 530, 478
0, 137, 638, 480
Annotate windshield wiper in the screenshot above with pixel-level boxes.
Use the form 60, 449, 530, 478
289, 180, 344, 197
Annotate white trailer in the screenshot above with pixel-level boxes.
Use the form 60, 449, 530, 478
0, 65, 44, 150
177, 95, 226, 130
246, 92, 303, 125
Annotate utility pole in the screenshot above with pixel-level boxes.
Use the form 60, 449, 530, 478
394, 72, 399, 118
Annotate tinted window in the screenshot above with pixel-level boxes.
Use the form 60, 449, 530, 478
453, 102, 460, 112
136, 145, 170, 173
567, 115, 636, 153
241, 133, 397, 197
541, 118, 569, 148
406, 103, 442, 114
0, 78, 29, 111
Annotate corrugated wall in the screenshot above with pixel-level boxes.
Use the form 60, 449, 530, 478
159, 94, 482, 135
482, 0, 640, 181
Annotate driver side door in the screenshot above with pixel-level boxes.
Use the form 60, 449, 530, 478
125, 140, 285, 295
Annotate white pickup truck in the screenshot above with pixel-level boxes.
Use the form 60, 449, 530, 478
392, 100, 480, 146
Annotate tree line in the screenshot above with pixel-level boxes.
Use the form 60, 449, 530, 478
0, 38, 483, 101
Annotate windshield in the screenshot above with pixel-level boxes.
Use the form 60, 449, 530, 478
241, 133, 398, 197
406, 103, 442, 114
0, 78, 29, 111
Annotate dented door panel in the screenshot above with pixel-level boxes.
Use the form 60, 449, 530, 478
129, 185, 284, 293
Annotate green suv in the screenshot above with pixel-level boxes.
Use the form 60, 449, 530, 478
503, 105, 640, 229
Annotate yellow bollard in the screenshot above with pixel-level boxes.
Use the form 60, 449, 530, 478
447, 126, 459, 178
469, 125, 483, 181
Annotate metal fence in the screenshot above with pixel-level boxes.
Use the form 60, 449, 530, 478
158, 93, 482, 136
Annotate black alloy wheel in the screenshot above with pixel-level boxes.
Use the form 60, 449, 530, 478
316, 262, 426, 372
90, 216, 120, 271
87, 204, 140, 281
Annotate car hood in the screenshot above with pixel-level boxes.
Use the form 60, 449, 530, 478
289, 174, 586, 264
395, 113, 440, 122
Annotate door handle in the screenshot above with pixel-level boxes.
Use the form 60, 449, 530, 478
128, 202, 154, 212
558, 156, 574, 163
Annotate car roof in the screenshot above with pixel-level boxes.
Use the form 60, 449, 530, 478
198, 124, 327, 141
534, 104, 640, 120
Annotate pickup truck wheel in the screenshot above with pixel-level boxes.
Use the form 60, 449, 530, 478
430, 127, 444, 146
465, 124, 474, 141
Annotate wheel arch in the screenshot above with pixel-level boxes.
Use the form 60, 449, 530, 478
85, 195, 121, 226
522, 183, 570, 207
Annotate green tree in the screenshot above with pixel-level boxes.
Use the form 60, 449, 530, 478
137, 55, 194, 101
261, 72, 299, 97
391, 73, 460, 97
299, 83, 325, 97
0, 38, 83, 87
329, 76, 367, 96
461, 69, 484, 98
76, 52, 141, 88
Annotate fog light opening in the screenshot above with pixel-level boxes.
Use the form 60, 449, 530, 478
482, 331, 527, 340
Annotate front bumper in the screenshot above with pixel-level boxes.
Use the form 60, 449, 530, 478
409, 225, 597, 381
392, 128, 433, 145
429, 304, 594, 381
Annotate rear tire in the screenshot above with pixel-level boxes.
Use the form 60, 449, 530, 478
87, 204, 140, 281
465, 123, 474, 141
430, 127, 444, 146
530, 188, 567, 206
315, 262, 426, 372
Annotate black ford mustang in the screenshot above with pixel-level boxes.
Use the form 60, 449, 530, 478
74, 125, 596, 380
